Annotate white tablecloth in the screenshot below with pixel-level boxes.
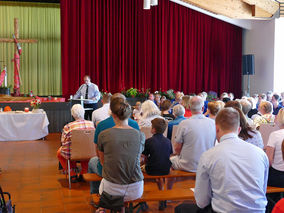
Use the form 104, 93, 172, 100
0, 111, 49, 141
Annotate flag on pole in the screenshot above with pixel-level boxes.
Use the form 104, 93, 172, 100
13, 34, 22, 55
0, 67, 6, 86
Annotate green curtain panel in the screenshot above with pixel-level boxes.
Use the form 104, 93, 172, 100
0, 2, 61, 96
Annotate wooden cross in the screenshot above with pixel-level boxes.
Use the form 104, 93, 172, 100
0, 18, 37, 96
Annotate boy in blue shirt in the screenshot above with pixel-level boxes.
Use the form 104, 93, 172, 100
142, 118, 173, 210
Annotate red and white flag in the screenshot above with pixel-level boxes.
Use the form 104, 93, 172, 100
0, 67, 6, 86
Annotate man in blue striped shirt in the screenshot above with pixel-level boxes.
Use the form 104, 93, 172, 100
74, 75, 100, 120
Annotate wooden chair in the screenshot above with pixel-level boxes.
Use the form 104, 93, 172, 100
68, 129, 96, 189
259, 123, 279, 147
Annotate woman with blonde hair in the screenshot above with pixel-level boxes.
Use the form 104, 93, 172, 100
266, 108, 284, 187
138, 100, 163, 128
181, 95, 192, 118
207, 101, 221, 120
253, 101, 275, 129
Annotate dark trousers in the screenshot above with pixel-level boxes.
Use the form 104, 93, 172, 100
268, 167, 284, 188
84, 103, 98, 121
266, 167, 284, 212
175, 204, 216, 213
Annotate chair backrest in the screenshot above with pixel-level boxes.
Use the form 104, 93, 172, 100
70, 129, 96, 161
259, 123, 280, 147
171, 125, 179, 142
140, 127, 152, 139
140, 126, 168, 140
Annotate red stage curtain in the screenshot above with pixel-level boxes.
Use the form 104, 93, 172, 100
61, 0, 242, 97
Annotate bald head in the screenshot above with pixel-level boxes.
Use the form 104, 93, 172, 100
189, 96, 204, 113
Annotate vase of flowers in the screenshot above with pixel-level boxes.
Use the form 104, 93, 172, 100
30, 97, 42, 113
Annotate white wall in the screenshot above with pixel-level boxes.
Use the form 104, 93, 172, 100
242, 20, 275, 96
274, 18, 284, 93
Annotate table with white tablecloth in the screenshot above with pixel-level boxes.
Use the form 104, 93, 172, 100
0, 111, 49, 141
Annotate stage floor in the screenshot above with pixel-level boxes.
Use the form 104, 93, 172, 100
0, 133, 194, 213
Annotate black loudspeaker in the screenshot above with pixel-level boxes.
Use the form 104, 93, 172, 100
242, 54, 255, 75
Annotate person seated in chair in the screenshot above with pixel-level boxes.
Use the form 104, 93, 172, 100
57, 104, 95, 182
175, 108, 268, 213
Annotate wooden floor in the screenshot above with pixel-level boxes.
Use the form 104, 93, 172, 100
0, 133, 193, 213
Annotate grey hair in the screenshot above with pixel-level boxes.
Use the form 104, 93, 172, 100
173, 104, 185, 117
240, 99, 252, 115
141, 100, 161, 118
71, 104, 85, 119
189, 96, 204, 112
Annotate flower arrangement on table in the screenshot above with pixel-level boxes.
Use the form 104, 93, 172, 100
30, 97, 41, 110
100, 90, 112, 98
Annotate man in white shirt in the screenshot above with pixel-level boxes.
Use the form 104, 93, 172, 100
92, 93, 111, 127
175, 108, 269, 213
74, 75, 100, 120
170, 96, 216, 172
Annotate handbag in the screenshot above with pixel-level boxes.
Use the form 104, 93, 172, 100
99, 136, 142, 211
99, 191, 124, 211
0, 186, 15, 213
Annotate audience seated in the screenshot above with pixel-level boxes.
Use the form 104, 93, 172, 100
175, 108, 269, 213
57, 104, 95, 182
272, 94, 283, 115
88, 93, 139, 194
138, 100, 163, 128
92, 93, 111, 127
280, 92, 284, 107
170, 96, 215, 172
181, 95, 192, 118
266, 108, 284, 187
161, 100, 175, 121
257, 93, 267, 109
224, 100, 242, 110
236, 108, 264, 149
206, 101, 221, 120
228, 92, 234, 100
96, 98, 145, 212
267, 91, 273, 102
167, 104, 186, 140
148, 93, 154, 101
220, 92, 228, 100
172, 91, 184, 107
253, 101, 275, 129
240, 99, 254, 126
247, 97, 258, 118
154, 93, 161, 107
133, 101, 142, 120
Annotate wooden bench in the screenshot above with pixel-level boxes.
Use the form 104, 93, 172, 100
91, 188, 195, 212
267, 186, 284, 194
83, 170, 196, 182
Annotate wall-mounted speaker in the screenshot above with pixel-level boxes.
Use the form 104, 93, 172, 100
242, 54, 255, 75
